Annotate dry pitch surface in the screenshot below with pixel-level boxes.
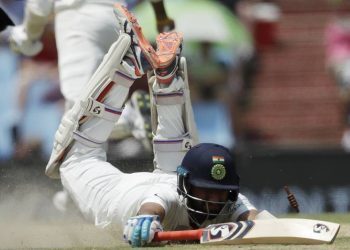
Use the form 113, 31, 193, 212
0, 209, 349, 249
0, 222, 349, 250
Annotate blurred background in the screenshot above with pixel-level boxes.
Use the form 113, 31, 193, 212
1, 0, 350, 222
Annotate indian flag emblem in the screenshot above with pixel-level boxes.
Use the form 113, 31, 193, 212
212, 155, 225, 164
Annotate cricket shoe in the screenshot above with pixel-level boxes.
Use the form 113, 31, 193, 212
113, 3, 183, 84
129, 90, 153, 151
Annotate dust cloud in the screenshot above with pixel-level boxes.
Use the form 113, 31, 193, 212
0, 182, 121, 249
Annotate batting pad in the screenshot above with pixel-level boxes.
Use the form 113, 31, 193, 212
46, 33, 133, 179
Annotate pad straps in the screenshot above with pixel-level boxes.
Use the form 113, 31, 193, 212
153, 90, 185, 105
153, 135, 193, 152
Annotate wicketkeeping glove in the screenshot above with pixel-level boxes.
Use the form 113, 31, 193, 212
9, 25, 43, 56
123, 215, 163, 247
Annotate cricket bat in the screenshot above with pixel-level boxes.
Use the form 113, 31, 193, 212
153, 218, 340, 245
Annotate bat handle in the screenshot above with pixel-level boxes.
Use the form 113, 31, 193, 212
153, 229, 203, 242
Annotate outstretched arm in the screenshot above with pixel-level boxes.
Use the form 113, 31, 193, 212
137, 202, 166, 221
150, 0, 175, 32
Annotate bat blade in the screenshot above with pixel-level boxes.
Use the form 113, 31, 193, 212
154, 218, 340, 245
200, 219, 340, 245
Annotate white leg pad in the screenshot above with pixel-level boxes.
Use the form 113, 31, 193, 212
46, 33, 136, 179
149, 57, 199, 172
153, 136, 193, 173
180, 57, 199, 145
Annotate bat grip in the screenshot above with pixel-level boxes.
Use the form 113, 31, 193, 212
153, 229, 203, 242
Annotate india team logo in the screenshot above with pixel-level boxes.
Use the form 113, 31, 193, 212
211, 156, 226, 180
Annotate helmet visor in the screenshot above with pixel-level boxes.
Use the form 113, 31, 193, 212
178, 184, 238, 227
189, 178, 239, 191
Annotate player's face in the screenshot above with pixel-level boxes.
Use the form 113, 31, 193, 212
189, 186, 229, 215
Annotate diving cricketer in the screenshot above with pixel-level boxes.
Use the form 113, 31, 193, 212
44, 4, 263, 247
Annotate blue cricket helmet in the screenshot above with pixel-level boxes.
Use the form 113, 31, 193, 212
177, 143, 240, 201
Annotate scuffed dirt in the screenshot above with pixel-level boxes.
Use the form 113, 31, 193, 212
0, 184, 122, 249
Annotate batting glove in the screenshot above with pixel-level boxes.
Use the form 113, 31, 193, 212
9, 25, 43, 56
123, 215, 163, 247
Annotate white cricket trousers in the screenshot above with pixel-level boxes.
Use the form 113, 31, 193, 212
59, 75, 187, 230
54, 2, 122, 105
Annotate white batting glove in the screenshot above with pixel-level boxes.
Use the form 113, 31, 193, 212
123, 215, 163, 247
9, 25, 43, 56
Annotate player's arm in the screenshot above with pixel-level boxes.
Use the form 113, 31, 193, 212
9, 0, 54, 56
150, 0, 175, 32
137, 202, 166, 221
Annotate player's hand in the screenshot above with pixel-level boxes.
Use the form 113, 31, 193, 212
9, 25, 43, 56
156, 17, 175, 33
123, 215, 163, 247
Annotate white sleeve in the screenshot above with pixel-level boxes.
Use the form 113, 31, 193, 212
140, 186, 189, 231
24, 0, 54, 40
231, 193, 257, 221
139, 185, 178, 215
140, 194, 169, 212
